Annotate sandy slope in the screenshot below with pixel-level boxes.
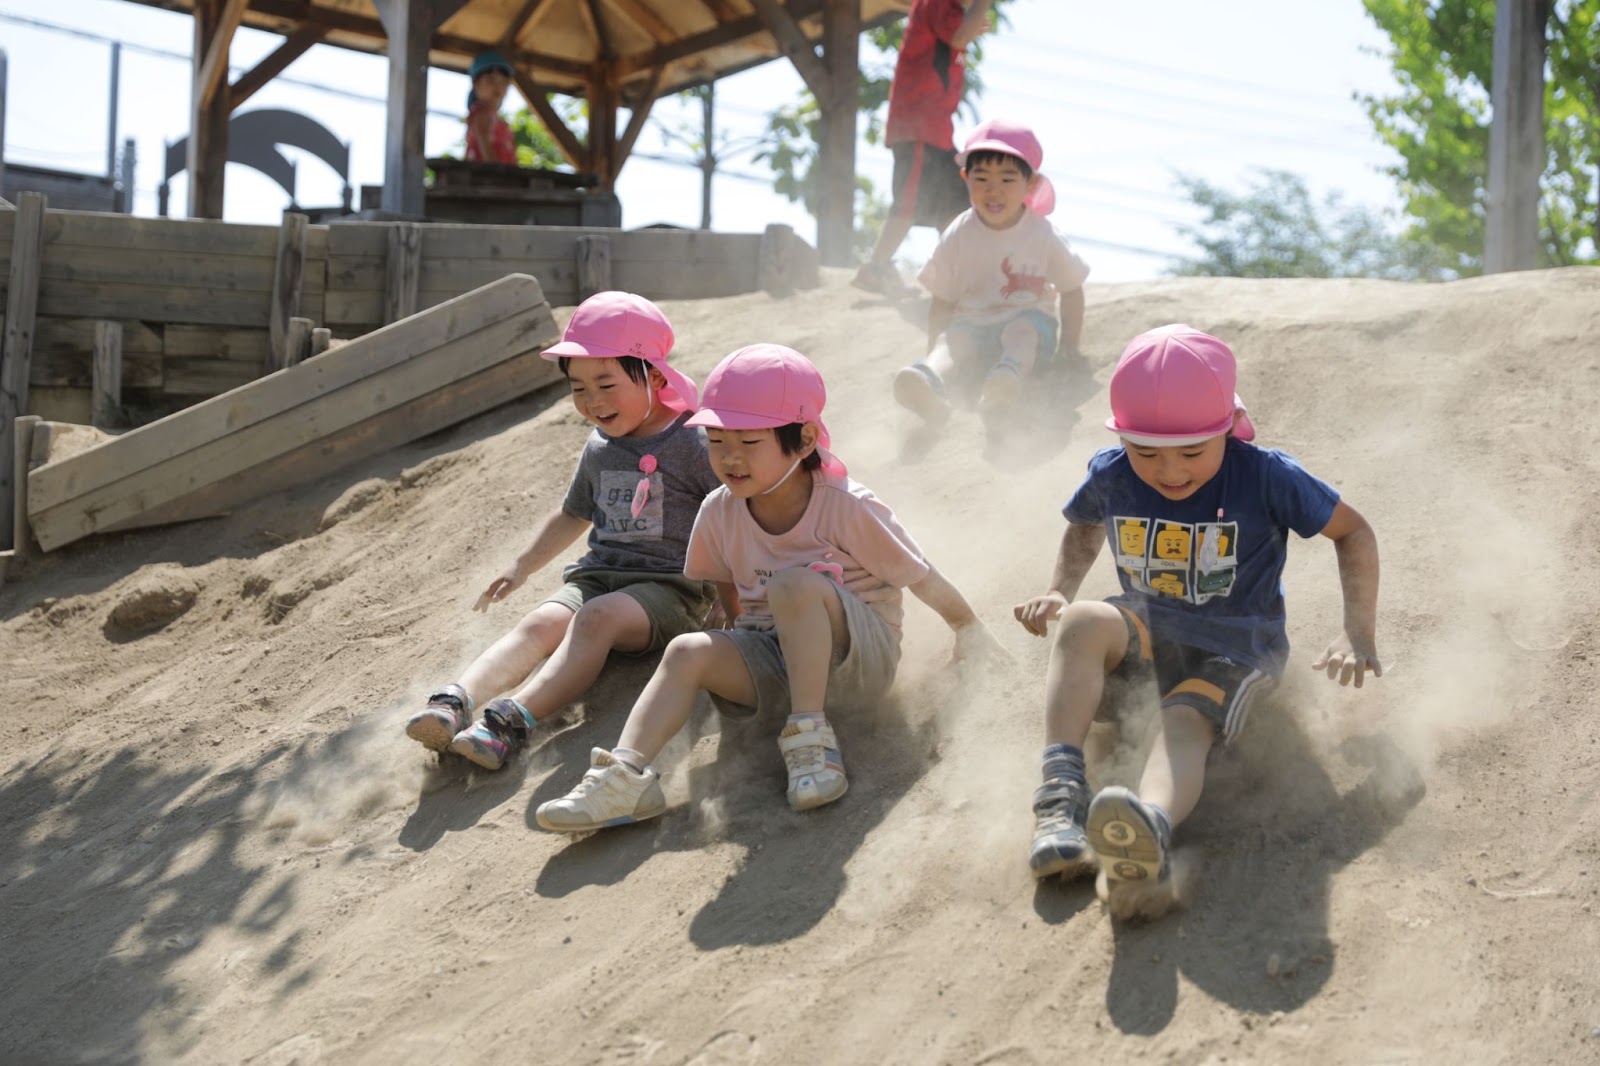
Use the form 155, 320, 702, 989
2, 267, 1598, 1065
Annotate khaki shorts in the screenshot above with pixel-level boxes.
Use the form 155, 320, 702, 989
544, 567, 716, 653
709, 583, 901, 720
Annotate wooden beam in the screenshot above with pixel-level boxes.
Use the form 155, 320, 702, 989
269, 211, 309, 371
197, 0, 250, 112
613, 66, 664, 178
589, 75, 619, 186
499, 0, 550, 46
1, 192, 45, 550
11, 415, 40, 558
385, 222, 423, 325
510, 67, 587, 170
230, 23, 327, 111
610, 0, 678, 45
374, 0, 472, 216
816, 0, 858, 267
92, 321, 124, 429
616, 0, 825, 79
694, 0, 743, 21
748, 0, 832, 100
1485, 0, 1547, 273
577, 235, 612, 300
284, 316, 314, 368
311, 327, 332, 357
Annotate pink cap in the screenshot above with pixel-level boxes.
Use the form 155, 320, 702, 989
685, 344, 846, 475
959, 117, 1056, 216
542, 291, 698, 413
1105, 325, 1257, 446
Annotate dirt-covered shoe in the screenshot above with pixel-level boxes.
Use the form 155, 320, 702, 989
1086, 786, 1171, 888
893, 364, 952, 426
1028, 777, 1097, 880
978, 360, 1022, 420
447, 697, 534, 770
851, 260, 911, 298
535, 748, 667, 832
779, 714, 848, 811
405, 684, 472, 751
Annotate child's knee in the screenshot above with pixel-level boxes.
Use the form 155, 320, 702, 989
570, 593, 640, 638
765, 567, 834, 611
1054, 602, 1130, 662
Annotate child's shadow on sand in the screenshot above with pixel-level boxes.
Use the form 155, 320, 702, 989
1091, 682, 1424, 1034
529, 665, 941, 949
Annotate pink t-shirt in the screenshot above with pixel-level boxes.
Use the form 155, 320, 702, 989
918, 207, 1090, 325
685, 471, 930, 636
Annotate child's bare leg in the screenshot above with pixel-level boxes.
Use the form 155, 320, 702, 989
766, 569, 853, 810
506, 592, 652, 720
1059, 288, 1085, 356
1135, 704, 1215, 828
457, 601, 575, 708
1031, 601, 1130, 878
980, 318, 1042, 417
613, 632, 759, 766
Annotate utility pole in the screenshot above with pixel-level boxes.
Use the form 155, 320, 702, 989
1484, 0, 1547, 273
699, 86, 715, 230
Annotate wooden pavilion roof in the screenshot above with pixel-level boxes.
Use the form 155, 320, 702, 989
125, 0, 911, 104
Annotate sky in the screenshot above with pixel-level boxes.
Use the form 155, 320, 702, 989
0, 0, 1406, 282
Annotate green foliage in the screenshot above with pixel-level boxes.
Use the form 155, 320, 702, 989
756, 2, 1012, 243
1168, 169, 1455, 280
455, 95, 589, 171
1360, 0, 1600, 272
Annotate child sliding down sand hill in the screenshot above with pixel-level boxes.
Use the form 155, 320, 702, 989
536, 344, 1003, 831
1014, 325, 1382, 917
404, 291, 722, 770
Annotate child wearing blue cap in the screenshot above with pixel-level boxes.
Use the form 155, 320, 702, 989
465, 52, 517, 165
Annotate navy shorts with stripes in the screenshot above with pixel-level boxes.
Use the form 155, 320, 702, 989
1107, 604, 1276, 745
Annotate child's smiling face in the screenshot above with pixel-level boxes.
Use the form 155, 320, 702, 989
704, 426, 814, 498
963, 155, 1035, 229
565, 358, 665, 437
1122, 435, 1228, 500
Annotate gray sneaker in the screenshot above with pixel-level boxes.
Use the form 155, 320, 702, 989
1029, 777, 1096, 879
1086, 786, 1171, 887
535, 749, 667, 832
405, 684, 472, 751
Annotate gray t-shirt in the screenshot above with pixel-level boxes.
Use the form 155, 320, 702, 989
562, 413, 723, 576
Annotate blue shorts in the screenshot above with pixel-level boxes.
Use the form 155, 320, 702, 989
944, 309, 1060, 386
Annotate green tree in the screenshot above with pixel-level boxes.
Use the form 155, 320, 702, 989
755, 4, 1010, 252
1361, 0, 1600, 273
448, 94, 588, 171
1168, 169, 1455, 280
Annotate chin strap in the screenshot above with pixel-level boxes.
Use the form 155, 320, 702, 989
759, 456, 805, 496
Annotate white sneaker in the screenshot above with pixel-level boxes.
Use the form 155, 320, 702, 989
779, 715, 848, 811
535, 748, 667, 832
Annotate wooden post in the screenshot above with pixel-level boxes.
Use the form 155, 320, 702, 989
577, 236, 612, 301
311, 327, 332, 357
11, 415, 39, 558
817, 0, 860, 268
589, 75, 619, 187
385, 222, 423, 324
285, 317, 314, 369
1485, 0, 1547, 273
1, 191, 45, 550
269, 210, 309, 371
187, 0, 246, 218
759, 223, 797, 298
374, 0, 471, 216
92, 320, 124, 429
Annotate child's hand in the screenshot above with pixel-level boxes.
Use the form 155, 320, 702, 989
473, 566, 526, 613
1013, 592, 1067, 636
953, 621, 1008, 665
1312, 634, 1383, 688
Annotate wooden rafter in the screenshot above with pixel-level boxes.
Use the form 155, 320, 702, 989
611, 0, 678, 46
197, 0, 250, 110
230, 22, 326, 110
748, 0, 831, 100
694, 0, 744, 21
614, 65, 665, 173
497, 0, 549, 47
616, 0, 825, 79
510, 65, 587, 170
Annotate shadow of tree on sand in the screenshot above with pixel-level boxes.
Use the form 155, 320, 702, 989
529, 661, 945, 950
1096, 679, 1425, 1035
0, 743, 301, 1062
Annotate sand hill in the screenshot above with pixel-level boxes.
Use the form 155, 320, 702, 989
2, 267, 1598, 1064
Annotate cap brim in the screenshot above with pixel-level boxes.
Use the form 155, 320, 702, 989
958, 139, 1035, 168
1106, 412, 1236, 447
541, 339, 627, 360
684, 408, 789, 430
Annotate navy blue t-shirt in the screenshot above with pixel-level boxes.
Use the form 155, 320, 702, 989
1063, 440, 1340, 675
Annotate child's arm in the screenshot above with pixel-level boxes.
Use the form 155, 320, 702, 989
473, 509, 590, 612
952, 0, 993, 48
1014, 521, 1103, 636
1057, 286, 1085, 358
704, 581, 741, 630
1311, 500, 1382, 686
907, 563, 1005, 662
927, 297, 955, 355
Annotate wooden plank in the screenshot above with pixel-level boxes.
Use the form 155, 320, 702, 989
46, 211, 279, 257
229, 22, 325, 110
27, 274, 549, 519
385, 222, 422, 325
11, 415, 39, 556
117, 352, 561, 531
35, 316, 162, 356
163, 324, 270, 361
29, 305, 559, 549
1, 191, 45, 550
36, 283, 274, 329
92, 321, 123, 429
284, 316, 313, 369
577, 235, 612, 301
36, 247, 308, 293
748, 0, 832, 100
269, 211, 309, 371
162, 359, 258, 398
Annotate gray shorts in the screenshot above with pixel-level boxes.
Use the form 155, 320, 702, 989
709, 583, 901, 720
544, 567, 715, 653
